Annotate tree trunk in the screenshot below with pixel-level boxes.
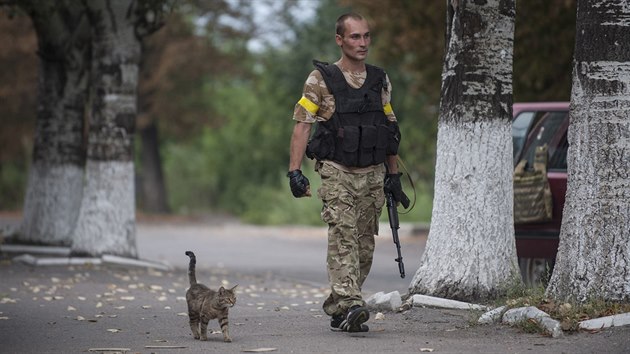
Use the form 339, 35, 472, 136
71, 0, 141, 258
545, 0, 630, 303
139, 121, 170, 213
18, 3, 90, 246
409, 0, 518, 301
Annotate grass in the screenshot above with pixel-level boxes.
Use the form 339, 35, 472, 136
493, 276, 630, 333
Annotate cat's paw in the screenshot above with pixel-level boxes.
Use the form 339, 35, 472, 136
200, 336, 208, 341
224, 337, 232, 343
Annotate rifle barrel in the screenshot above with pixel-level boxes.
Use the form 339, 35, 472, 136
386, 192, 405, 278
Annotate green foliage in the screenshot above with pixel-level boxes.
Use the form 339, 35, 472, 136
0, 162, 27, 210
1, 0, 577, 227
240, 167, 323, 225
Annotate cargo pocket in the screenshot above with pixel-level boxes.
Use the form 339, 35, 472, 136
359, 125, 377, 167
340, 126, 360, 166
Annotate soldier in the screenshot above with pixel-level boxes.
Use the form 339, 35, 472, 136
287, 12, 408, 332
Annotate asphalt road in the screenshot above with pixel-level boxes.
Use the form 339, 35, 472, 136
2, 214, 630, 354
135, 217, 428, 296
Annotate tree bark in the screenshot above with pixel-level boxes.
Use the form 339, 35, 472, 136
409, 0, 518, 301
139, 121, 170, 213
545, 0, 630, 303
18, 2, 90, 246
71, 0, 141, 257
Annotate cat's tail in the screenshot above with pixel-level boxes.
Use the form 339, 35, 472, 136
185, 251, 197, 285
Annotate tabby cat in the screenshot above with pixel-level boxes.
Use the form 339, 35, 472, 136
185, 251, 237, 342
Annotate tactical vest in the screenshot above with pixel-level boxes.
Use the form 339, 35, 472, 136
305, 60, 400, 168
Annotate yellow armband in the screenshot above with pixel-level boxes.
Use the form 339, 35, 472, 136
383, 102, 393, 115
298, 96, 319, 115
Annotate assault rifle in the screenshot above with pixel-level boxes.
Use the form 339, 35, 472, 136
385, 190, 409, 279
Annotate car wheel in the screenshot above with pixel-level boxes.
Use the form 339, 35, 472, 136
518, 257, 553, 287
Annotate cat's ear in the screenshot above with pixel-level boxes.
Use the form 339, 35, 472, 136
218, 286, 226, 294
230, 284, 238, 291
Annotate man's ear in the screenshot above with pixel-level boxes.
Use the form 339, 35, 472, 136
335, 34, 343, 47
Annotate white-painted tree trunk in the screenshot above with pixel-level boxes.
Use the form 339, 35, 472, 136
71, 161, 137, 258
21, 164, 83, 246
17, 2, 89, 246
410, 0, 518, 301
71, 0, 141, 258
545, 0, 630, 303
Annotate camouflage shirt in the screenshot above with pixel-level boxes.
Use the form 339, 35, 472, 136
293, 61, 397, 123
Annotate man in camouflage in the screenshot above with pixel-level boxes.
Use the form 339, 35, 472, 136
287, 13, 407, 333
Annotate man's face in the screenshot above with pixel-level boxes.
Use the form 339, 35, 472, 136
335, 18, 370, 63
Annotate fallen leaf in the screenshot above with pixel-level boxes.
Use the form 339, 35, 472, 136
76, 316, 86, 321
67, 306, 77, 311
142, 305, 152, 309
374, 312, 385, 320
145, 345, 187, 349
420, 348, 434, 352
88, 347, 130, 353
106, 328, 122, 333
242, 348, 277, 353
0, 317, 9, 320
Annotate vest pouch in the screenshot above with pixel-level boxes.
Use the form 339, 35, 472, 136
339, 126, 360, 166
374, 125, 389, 164
306, 125, 335, 160
359, 125, 377, 167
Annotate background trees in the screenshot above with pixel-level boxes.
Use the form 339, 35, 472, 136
2, 0, 171, 257
1, 0, 577, 228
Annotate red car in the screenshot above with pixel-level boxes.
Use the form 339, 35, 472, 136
512, 102, 569, 285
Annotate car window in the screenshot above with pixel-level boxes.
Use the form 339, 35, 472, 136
519, 111, 568, 170
512, 112, 535, 163
548, 132, 568, 171
512, 111, 547, 165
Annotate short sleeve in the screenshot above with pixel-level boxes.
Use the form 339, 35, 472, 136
382, 74, 397, 122
293, 70, 335, 123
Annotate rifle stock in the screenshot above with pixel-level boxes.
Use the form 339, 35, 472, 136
386, 192, 405, 278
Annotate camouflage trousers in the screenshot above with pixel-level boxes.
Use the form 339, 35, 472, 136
316, 161, 386, 316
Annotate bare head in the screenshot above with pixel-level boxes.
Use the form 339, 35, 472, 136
335, 13, 371, 66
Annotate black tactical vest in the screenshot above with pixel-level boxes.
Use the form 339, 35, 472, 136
306, 60, 400, 167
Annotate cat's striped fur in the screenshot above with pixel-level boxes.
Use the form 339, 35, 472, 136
185, 251, 237, 342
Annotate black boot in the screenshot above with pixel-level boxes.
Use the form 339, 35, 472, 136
336, 305, 369, 332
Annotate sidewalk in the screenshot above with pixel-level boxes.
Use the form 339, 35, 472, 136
1, 218, 630, 353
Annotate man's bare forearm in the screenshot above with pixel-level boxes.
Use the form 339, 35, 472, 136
289, 121, 312, 171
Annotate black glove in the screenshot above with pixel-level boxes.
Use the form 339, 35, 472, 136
287, 169, 311, 198
384, 173, 410, 209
